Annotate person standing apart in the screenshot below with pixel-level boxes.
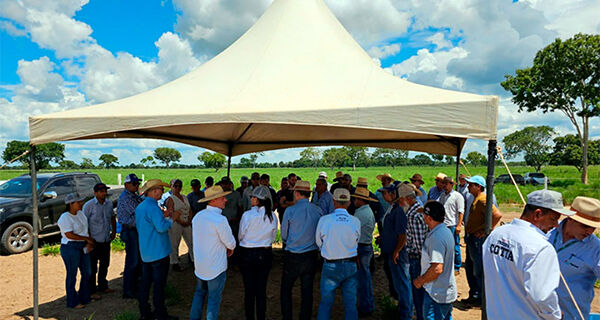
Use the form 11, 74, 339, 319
438, 177, 464, 272
165, 179, 194, 271
116, 173, 143, 299
136, 179, 179, 320
238, 186, 278, 320
83, 183, 116, 295
280, 180, 323, 320
413, 202, 457, 320
316, 188, 361, 320
58, 193, 96, 308
548, 196, 600, 320
190, 186, 236, 320
351, 187, 377, 316
483, 189, 571, 319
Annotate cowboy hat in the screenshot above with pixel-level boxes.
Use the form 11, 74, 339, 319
409, 174, 424, 184
351, 187, 378, 202
569, 196, 600, 228
356, 177, 368, 186
199, 186, 232, 203
291, 180, 313, 192
434, 173, 447, 181
332, 171, 344, 182
376, 173, 394, 181
140, 179, 170, 194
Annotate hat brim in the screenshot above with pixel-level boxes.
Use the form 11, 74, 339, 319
351, 194, 378, 202
199, 191, 232, 203
66, 197, 87, 204
376, 175, 394, 181
332, 177, 343, 182
409, 178, 424, 183
290, 187, 313, 192
140, 182, 170, 194
570, 213, 600, 228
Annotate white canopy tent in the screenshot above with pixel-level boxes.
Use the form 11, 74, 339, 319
26, 0, 499, 319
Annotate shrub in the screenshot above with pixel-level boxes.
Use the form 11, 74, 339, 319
111, 235, 126, 252
40, 243, 60, 256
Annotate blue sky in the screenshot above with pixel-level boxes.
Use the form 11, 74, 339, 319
1, 0, 599, 167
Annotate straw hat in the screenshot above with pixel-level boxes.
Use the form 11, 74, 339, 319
409, 174, 424, 184
397, 183, 423, 197
356, 177, 368, 186
332, 171, 344, 182
569, 196, 600, 228
140, 179, 170, 194
199, 186, 232, 203
376, 173, 395, 181
351, 187, 377, 202
291, 180, 313, 192
434, 173, 447, 181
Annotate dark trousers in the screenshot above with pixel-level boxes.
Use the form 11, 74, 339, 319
409, 257, 425, 320
465, 235, 485, 303
121, 227, 141, 297
464, 235, 479, 299
60, 242, 91, 308
89, 241, 111, 293
139, 256, 170, 319
280, 250, 318, 320
240, 247, 273, 320
380, 252, 397, 299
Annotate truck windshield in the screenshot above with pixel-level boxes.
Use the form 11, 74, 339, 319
0, 177, 50, 197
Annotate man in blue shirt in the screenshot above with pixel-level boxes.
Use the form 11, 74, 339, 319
116, 173, 143, 299
280, 180, 323, 320
136, 179, 180, 320
428, 173, 447, 201
410, 174, 428, 206
380, 183, 412, 319
548, 196, 600, 320
312, 178, 334, 215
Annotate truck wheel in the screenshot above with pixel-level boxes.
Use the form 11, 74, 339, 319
1, 221, 33, 254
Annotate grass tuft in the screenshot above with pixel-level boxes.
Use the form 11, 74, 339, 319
40, 243, 60, 256
378, 294, 397, 318
165, 284, 181, 306
111, 235, 126, 252
113, 310, 138, 320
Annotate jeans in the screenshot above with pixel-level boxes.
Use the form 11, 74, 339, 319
60, 241, 91, 308
281, 250, 318, 320
447, 226, 461, 270
121, 227, 141, 297
380, 252, 397, 299
465, 235, 485, 302
463, 235, 479, 300
89, 241, 111, 293
138, 256, 170, 319
423, 291, 452, 320
409, 257, 425, 320
190, 271, 227, 320
357, 245, 375, 314
317, 260, 358, 320
387, 256, 412, 319
240, 247, 273, 320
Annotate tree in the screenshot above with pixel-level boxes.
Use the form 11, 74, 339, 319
140, 156, 156, 167
58, 160, 78, 169
322, 147, 349, 170
502, 126, 555, 172
501, 33, 600, 184
430, 154, 444, 166
411, 154, 434, 166
371, 148, 409, 169
99, 154, 119, 168
343, 146, 368, 171
2, 140, 65, 169
153, 147, 181, 167
466, 151, 486, 167
550, 135, 600, 171
80, 157, 95, 169
198, 151, 227, 172
445, 155, 455, 165
299, 147, 322, 168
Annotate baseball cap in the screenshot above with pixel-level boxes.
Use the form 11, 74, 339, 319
526, 189, 574, 216
465, 175, 486, 188
252, 185, 272, 200
240, 176, 249, 183
220, 176, 232, 183
424, 201, 445, 222
190, 179, 201, 186
124, 173, 140, 184
318, 171, 328, 178
93, 183, 110, 192
333, 188, 351, 202
64, 193, 86, 204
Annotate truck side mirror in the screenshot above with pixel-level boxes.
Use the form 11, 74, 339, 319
42, 191, 57, 200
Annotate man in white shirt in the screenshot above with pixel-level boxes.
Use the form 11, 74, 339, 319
315, 188, 361, 320
438, 177, 464, 272
483, 189, 573, 320
190, 186, 236, 320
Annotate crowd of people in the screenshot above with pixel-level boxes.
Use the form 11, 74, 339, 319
55, 169, 600, 320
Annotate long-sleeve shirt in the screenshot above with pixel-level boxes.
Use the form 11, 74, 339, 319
548, 220, 600, 320
483, 219, 561, 320
239, 206, 278, 248
417, 186, 427, 206
354, 204, 375, 244
193, 205, 236, 280
428, 186, 443, 201
281, 198, 323, 253
311, 190, 334, 215
135, 197, 173, 263
116, 189, 142, 226
406, 202, 427, 259
375, 190, 390, 223
83, 197, 114, 242
316, 208, 360, 260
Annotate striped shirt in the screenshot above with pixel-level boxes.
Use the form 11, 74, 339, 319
406, 202, 427, 259
116, 189, 142, 226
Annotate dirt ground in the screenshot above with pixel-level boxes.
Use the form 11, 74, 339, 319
2, 208, 600, 320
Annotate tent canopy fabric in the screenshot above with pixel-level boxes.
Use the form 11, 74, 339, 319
29, 0, 498, 156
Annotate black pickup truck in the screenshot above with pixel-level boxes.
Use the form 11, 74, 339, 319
0, 172, 122, 254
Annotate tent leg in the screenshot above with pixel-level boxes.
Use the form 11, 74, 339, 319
29, 145, 39, 320
480, 139, 497, 320
455, 143, 461, 190
226, 155, 232, 178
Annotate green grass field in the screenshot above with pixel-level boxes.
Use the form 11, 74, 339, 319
1, 165, 599, 205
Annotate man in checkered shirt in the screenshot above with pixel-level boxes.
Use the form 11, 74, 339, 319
398, 183, 428, 320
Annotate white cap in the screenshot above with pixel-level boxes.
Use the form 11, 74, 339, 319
252, 185, 272, 200
526, 189, 574, 216
318, 171, 328, 178
332, 188, 351, 202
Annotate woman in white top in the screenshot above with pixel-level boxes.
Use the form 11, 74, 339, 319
238, 186, 278, 320
165, 179, 193, 271
57, 193, 97, 309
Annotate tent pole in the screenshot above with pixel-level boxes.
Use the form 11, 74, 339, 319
480, 139, 497, 320
226, 144, 233, 178
455, 143, 460, 191
29, 145, 39, 320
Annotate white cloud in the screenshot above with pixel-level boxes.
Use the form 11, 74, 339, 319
368, 43, 401, 59
426, 32, 452, 49
523, 0, 600, 38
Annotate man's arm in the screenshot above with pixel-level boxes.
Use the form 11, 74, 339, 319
392, 234, 407, 264
150, 206, 176, 233
413, 263, 444, 288
217, 219, 236, 256
523, 246, 562, 319
280, 209, 290, 242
